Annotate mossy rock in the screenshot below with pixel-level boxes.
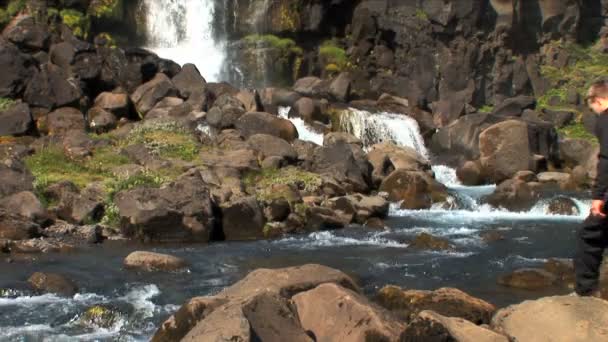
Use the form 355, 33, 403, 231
60, 9, 90, 39
88, 0, 123, 20
79, 305, 122, 329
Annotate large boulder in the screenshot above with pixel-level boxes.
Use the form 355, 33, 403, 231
0, 102, 32, 136
312, 141, 371, 193
0, 209, 39, 240
247, 134, 297, 161
180, 304, 251, 341
114, 172, 216, 242
491, 296, 608, 342
172, 63, 206, 99
206, 94, 246, 129
235, 111, 298, 142
44, 181, 104, 224
484, 179, 535, 212
28, 272, 78, 297
93, 91, 131, 118
0, 158, 34, 198
376, 286, 497, 325
0, 40, 35, 98
293, 283, 405, 342
559, 138, 596, 168
220, 196, 265, 241
45, 107, 86, 135
23, 63, 81, 109
153, 264, 359, 341
123, 251, 189, 272
2, 15, 49, 51
379, 170, 448, 209
130, 73, 178, 115
0, 191, 47, 225
367, 143, 431, 185
479, 120, 531, 183
404, 311, 508, 342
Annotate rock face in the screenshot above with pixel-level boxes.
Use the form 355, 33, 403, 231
312, 141, 371, 193
153, 264, 359, 341
491, 296, 608, 342
123, 251, 189, 272
479, 120, 531, 183
0, 102, 32, 136
293, 283, 405, 342
114, 172, 216, 242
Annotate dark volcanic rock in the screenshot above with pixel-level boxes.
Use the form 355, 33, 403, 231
23, 64, 81, 109
28, 272, 77, 297
235, 111, 298, 142
0, 102, 33, 136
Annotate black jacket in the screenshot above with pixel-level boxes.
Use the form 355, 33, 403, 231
593, 113, 608, 200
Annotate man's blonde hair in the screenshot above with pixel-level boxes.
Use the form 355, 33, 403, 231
587, 80, 608, 102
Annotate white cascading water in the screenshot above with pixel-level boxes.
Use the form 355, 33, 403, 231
142, 0, 225, 81
278, 106, 324, 146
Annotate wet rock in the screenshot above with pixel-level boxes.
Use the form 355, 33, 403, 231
130, 73, 178, 115
365, 217, 386, 230
543, 258, 575, 286
457, 160, 484, 186
28, 272, 78, 297
221, 196, 265, 241
10, 238, 75, 254
115, 172, 216, 242
79, 305, 122, 329
497, 268, 557, 290
93, 92, 131, 118
247, 134, 297, 161
403, 310, 508, 342
491, 296, 608, 342
409, 233, 454, 251
305, 205, 353, 230
546, 196, 580, 216
323, 132, 362, 147
124, 251, 188, 272
479, 120, 531, 183
480, 230, 506, 243
485, 179, 534, 212
376, 286, 496, 325
380, 170, 447, 209
0, 191, 48, 225
293, 283, 405, 342
290, 97, 325, 124
0, 209, 40, 241
46, 107, 86, 135
0, 158, 34, 198
368, 142, 431, 185
235, 111, 298, 142
0, 102, 33, 136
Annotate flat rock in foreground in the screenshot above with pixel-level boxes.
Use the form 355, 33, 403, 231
491, 295, 608, 342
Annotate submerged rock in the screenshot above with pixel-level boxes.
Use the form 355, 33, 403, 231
27, 272, 78, 297
79, 305, 122, 329
409, 232, 454, 251
546, 196, 580, 216
497, 268, 557, 290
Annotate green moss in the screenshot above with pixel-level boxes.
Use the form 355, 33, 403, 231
124, 122, 200, 161
0, 98, 15, 112
244, 167, 322, 201
415, 8, 428, 20
319, 40, 349, 73
80, 305, 121, 329
7, 0, 26, 17
88, 0, 123, 19
558, 122, 598, 143
25, 148, 107, 189
276, 2, 299, 32
59, 9, 90, 39
244, 34, 302, 55
537, 88, 571, 112
478, 105, 494, 113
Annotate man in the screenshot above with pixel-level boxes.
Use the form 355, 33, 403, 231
574, 80, 608, 298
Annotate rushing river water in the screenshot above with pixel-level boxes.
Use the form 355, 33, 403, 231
0, 107, 591, 341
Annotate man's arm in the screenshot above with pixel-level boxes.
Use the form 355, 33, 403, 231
591, 115, 608, 216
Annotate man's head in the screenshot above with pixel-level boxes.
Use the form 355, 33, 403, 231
587, 80, 608, 114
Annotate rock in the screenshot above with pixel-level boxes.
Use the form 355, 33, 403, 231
2, 15, 49, 51
235, 89, 261, 112
457, 160, 484, 185
492, 96, 535, 117
546, 196, 580, 216
200, 148, 259, 172
49, 42, 75, 69
236, 111, 298, 142
206, 94, 246, 129
305, 205, 354, 230
312, 141, 371, 193
293, 283, 405, 342
44, 181, 104, 224
172, 63, 206, 99
409, 233, 454, 251
0, 39, 35, 98
0, 102, 32, 136
376, 286, 497, 325
28, 272, 78, 297
329, 72, 352, 102
79, 305, 122, 329
93, 92, 131, 118
247, 134, 297, 161
181, 304, 251, 341
115, 172, 216, 242
485, 179, 534, 212
46, 107, 86, 135
367, 143, 430, 185
0, 191, 47, 225
323, 132, 362, 147
293, 76, 324, 97
130, 73, 178, 115
221, 196, 265, 241
0, 158, 34, 198
497, 268, 557, 290
45, 221, 103, 244
10, 238, 75, 254
480, 230, 506, 243
154, 264, 359, 341
23, 63, 81, 109
541, 109, 574, 128
559, 138, 596, 168
513, 170, 537, 182
479, 120, 531, 183
403, 310, 508, 342
537, 172, 573, 189
543, 258, 575, 285
0, 209, 40, 240
242, 292, 313, 342
124, 251, 188, 272
87, 107, 117, 133
491, 296, 608, 342
379, 170, 447, 209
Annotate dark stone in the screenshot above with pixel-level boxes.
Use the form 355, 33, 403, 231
28, 272, 78, 297
0, 102, 32, 136
492, 96, 536, 117
2, 15, 49, 51
172, 63, 207, 99
221, 196, 265, 241
0, 40, 35, 97
23, 64, 81, 109
312, 142, 371, 193
0, 158, 34, 198
235, 112, 298, 142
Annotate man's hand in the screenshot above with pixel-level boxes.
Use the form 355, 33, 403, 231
591, 200, 606, 218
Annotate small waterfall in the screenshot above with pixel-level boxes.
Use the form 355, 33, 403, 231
279, 106, 324, 145
141, 0, 225, 81
340, 109, 429, 157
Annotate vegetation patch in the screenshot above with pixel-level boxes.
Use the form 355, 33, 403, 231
243, 34, 303, 55
88, 0, 123, 19
244, 167, 322, 201
123, 121, 200, 161
60, 9, 90, 39
0, 98, 16, 112
558, 122, 598, 143
478, 105, 494, 113
319, 40, 349, 73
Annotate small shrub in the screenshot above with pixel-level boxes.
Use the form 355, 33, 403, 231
0, 98, 15, 112
478, 105, 494, 113
60, 9, 90, 39
319, 40, 348, 72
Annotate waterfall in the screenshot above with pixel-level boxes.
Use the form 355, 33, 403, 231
339, 109, 430, 157
279, 107, 324, 146
141, 0, 225, 81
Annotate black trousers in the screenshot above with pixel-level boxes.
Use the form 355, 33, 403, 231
574, 214, 608, 295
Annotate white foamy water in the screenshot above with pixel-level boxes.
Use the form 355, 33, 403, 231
340, 109, 429, 156
432, 165, 461, 187
276, 231, 408, 249
278, 106, 324, 145
142, 0, 225, 81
